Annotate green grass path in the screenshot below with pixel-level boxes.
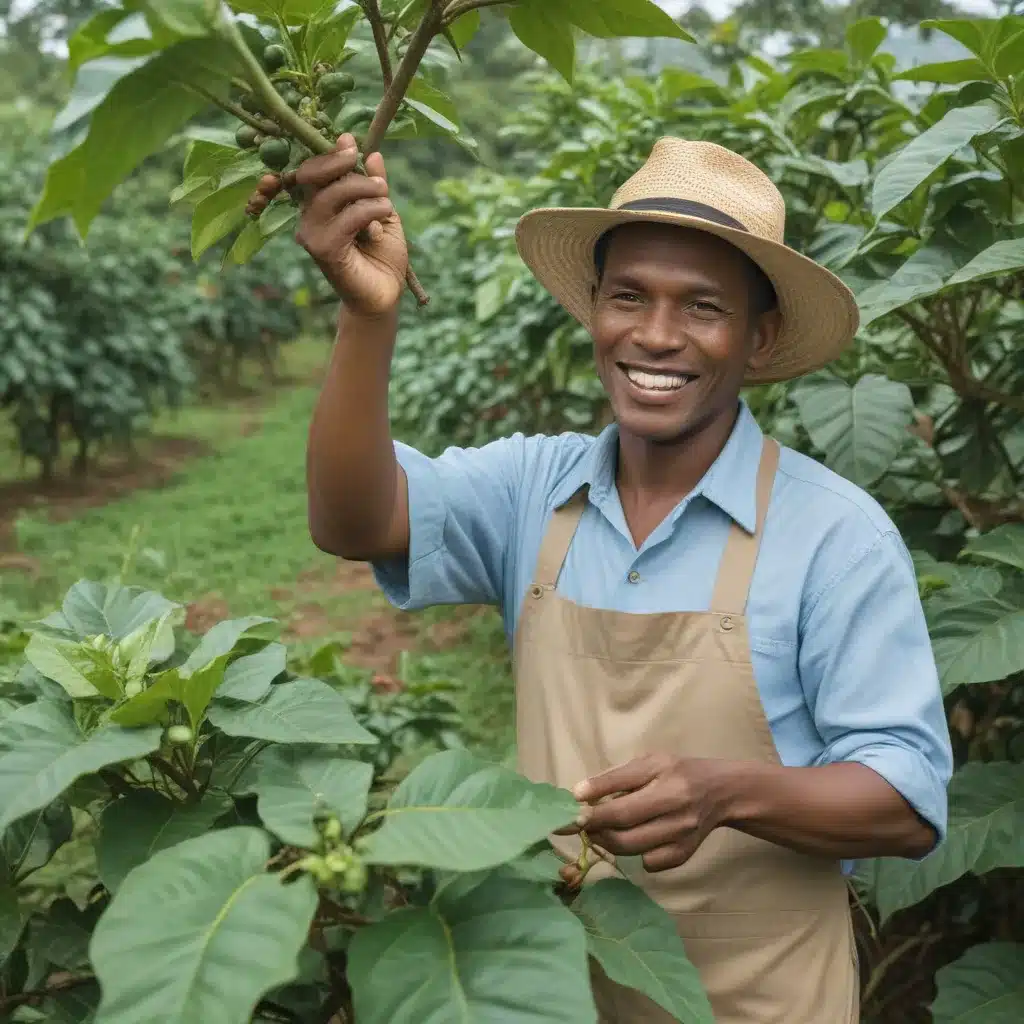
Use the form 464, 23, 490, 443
1, 368, 514, 760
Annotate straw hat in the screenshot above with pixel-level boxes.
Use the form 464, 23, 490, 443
514, 137, 860, 385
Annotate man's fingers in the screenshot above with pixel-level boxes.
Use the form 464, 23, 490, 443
589, 812, 693, 857
307, 173, 388, 221
294, 140, 360, 187
573, 756, 663, 803
582, 783, 679, 833
364, 150, 387, 181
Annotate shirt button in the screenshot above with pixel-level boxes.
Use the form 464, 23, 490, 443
627, 570, 641, 584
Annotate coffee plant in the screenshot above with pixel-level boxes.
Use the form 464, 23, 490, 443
389, 13, 1024, 1020
0, 579, 712, 1023
26, 0, 694, 307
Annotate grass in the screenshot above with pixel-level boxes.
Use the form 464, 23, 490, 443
0, 337, 515, 762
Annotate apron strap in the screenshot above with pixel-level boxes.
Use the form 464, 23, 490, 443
710, 437, 781, 614
532, 489, 588, 588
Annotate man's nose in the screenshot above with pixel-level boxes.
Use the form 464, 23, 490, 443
635, 304, 684, 354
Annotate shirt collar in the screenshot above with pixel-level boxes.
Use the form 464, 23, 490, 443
552, 400, 765, 534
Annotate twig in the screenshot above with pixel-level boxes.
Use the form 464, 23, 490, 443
0, 972, 94, 1012
188, 83, 284, 137
361, 0, 394, 86
151, 755, 198, 799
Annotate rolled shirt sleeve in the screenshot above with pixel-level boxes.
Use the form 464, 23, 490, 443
798, 529, 954, 852
370, 435, 529, 610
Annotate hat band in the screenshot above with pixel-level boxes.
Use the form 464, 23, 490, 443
616, 197, 747, 232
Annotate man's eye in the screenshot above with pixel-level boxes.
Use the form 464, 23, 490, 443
612, 292, 641, 302
693, 301, 723, 312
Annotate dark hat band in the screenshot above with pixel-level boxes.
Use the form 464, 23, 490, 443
616, 197, 748, 232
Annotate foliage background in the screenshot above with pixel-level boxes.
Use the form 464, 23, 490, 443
2, 0, 1024, 1021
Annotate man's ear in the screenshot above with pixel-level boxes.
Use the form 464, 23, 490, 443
747, 308, 781, 373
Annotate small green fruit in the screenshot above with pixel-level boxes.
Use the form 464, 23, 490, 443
325, 851, 351, 874
166, 725, 193, 745
317, 72, 355, 102
235, 124, 260, 149
298, 854, 334, 884
321, 816, 343, 843
279, 85, 303, 109
263, 44, 288, 70
124, 680, 143, 698
259, 137, 291, 171
341, 860, 368, 894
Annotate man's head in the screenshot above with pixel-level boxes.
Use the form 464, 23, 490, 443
589, 221, 781, 445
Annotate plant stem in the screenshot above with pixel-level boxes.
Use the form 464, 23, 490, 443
184, 81, 283, 137
0, 973, 94, 1012
361, 0, 394, 86
364, 2, 444, 155
151, 755, 198, 799
220, 14, 333, 156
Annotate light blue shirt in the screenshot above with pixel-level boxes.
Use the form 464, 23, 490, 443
372, 402, 953, 856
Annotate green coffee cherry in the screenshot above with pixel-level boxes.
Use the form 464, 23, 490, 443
235, 124, 260, 149
166, 725, 193, 745
298, 854, 335, 884
124, 680, 143, 699
317, 72, 355, 102
263, 44, 288, 71
341, 860, 368, 894
278, 85, 303, 109
321, 816, 343, 843
259, 137, 291, 172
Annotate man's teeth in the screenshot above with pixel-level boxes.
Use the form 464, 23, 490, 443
624, 368, 691, 391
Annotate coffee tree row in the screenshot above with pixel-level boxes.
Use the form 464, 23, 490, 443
388, 13, 1024, 1020
1, 108, 318, 480
0, 579, 713, 1022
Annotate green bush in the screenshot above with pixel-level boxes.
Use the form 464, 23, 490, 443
391, 14, 1024, 1020
0, 579, 712, 1023
0, 120, 319, 478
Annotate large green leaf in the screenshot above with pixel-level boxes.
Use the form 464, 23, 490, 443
927, 579, 1024, 691
30, 38, 240, 237
96, 789, 234, 894
858, 763, 1024, 923
183, 615, 279, 675
207, 677, 377, 745
845, 17, 886, 63
0, 881, 28, 963
790, 373, 914, 487
360, 749, 580, 872
218, 643, 285, 702
252, 747, 373, 846
49, 581, 176, 642
348, 876, 597, 1024
67, 12, 161, 73
962, 524, 1024, 574
24, 634, 121, 701
1, 801, 74, 883
931, 942, 1024, 1022
192, 180, 262, 261
227, 0, 336, 25
508, 2, 576, 83
556, 0, 693, 41
139, 0, 220, 38
894, 59, 990, 84
871, 102, 1006, 220
945, 239, 1024, 289
856, 245, 958, 326
90, 827, 318, 1024
0, 702, 161, 834
574, 878, 714, 1022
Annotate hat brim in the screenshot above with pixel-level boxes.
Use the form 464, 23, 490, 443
514, 207, 860, 385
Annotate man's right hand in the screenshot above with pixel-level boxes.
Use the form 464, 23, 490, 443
254, 132, 409, 317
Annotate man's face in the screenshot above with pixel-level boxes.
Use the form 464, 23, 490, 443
591, 222, 779, 445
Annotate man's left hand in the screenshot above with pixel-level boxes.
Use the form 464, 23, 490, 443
569, 754, 730, 873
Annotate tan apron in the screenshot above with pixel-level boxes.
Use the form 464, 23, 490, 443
514, 437, 859, 1023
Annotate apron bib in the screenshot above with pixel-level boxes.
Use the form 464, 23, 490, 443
513, 438, 859, 1023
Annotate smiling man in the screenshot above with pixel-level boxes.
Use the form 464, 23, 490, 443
288, 135, 953, 1023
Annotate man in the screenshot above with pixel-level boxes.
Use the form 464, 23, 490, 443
283, 134, 953, 1023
